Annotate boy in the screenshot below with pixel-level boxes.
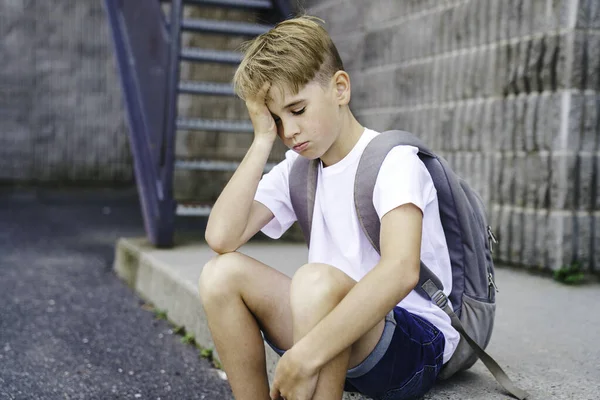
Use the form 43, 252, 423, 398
199, 15, 459, 400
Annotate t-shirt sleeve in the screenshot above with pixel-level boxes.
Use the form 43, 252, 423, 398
254, 150, 298, 239
373, 145, 436, 220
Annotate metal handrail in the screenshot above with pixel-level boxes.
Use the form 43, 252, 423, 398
157, 0, 183, 246
104, 0, 292, 247
272, 0, 293, 19
103, 0, 177, 246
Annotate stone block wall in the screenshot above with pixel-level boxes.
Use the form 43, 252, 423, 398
2, 0, 598, 271
0, 0, 131, 184
302, 0, 599, 272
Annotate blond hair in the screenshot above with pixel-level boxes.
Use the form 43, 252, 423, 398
233, 15, 344, 101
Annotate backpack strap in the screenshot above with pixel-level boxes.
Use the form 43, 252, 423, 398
354, 130, 444, 300
289, 157, 319, 246
420, 281, 529, 399
355, 130, 529, 400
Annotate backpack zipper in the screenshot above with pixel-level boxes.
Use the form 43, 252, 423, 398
487, 225, 498, 253
488, 272, 499, 292
486, 226, 499, 301
488, 271, 499, 301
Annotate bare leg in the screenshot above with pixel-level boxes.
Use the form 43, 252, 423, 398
290, 263, 386, 400
199, 252, 294, 400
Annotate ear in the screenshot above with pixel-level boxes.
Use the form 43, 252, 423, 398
332, 71, 351, 106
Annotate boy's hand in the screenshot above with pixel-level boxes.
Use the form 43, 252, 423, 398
270, 348, 319, 400
246, 82, 278, 142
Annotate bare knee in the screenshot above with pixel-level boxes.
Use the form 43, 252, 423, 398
290, 263, 355, 310
198, 252, 247, 305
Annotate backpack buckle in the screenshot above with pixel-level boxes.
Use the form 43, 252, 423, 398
432, 290, 448, 309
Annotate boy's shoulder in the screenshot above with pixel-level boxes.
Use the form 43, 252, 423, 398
362, 129, 423, 167
375, 141, 425, 178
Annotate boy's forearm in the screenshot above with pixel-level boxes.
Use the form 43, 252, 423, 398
205, 137, 274, 251
293, 259, 418, 373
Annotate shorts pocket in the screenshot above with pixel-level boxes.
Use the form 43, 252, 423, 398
410, 315, 440, 344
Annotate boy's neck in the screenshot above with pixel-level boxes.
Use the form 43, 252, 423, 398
320, 111, 364, 167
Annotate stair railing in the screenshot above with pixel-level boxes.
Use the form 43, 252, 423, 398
104, 0, 180, 246
104, 0, 292, 247
272, 0, 293, 19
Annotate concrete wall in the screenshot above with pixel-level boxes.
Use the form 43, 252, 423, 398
0, 0, 131, 183
2, 0, 598, 271
302, 0, 600, 272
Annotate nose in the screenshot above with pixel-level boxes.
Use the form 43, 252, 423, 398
280, 118, 299, 140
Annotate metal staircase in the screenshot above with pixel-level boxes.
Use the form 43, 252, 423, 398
104, 0, 292, 247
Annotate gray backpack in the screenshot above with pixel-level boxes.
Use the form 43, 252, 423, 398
289, 130, 528, 400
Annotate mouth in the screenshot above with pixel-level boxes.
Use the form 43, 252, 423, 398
293, 142, 309, 152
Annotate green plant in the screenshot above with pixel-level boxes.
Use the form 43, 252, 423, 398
198, 347, 222, 370
554, 262, 585, 285
181, 332, 196, 345
153, 308, 168, 320
172, 325, 185, 335
200, 348, 213, 360
141, 304, 223, 370
212, 358, 223, 370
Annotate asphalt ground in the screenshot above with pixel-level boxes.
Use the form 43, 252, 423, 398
2, 187, 600, 400
0, 188, 232, 400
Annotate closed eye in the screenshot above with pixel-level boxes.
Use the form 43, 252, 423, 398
292, 107, 306, 116
272, 107, 305, 123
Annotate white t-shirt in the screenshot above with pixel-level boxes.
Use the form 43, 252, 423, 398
254, 128, 459, 363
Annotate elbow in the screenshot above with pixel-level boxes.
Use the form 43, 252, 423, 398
380, 258, 420, 296
204, 230, 238, 255
406, 258, 421, 290
406, 268, 420, 291
390, 258, 420, 291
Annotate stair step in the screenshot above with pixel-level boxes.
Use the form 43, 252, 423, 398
180, 48, 243, 64
177, 118, 253, 133
182, 18, 272, 36
164, 0, 273, 10
175, 159, 276, 172
179, 81, 236, 96
176, 203, 212, 217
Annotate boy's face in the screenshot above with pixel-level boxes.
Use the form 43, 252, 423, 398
266, 75, 343, 160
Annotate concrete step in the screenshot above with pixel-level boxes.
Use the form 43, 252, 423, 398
175, 159, 276, 172
161, 0, 272, 10
181, 18, 272, 36
112, 239, 338, 397
176, 203, 212, 217
180, 48, 243, 64
113, 239, 370, 399
178, 81, 236, 96
172, 4, 269, 210
176, 117, 253, 133
113, 239, 581, 399
181, 0, 273, 10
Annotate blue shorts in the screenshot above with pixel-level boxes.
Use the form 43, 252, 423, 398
263, 306, 445, 400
